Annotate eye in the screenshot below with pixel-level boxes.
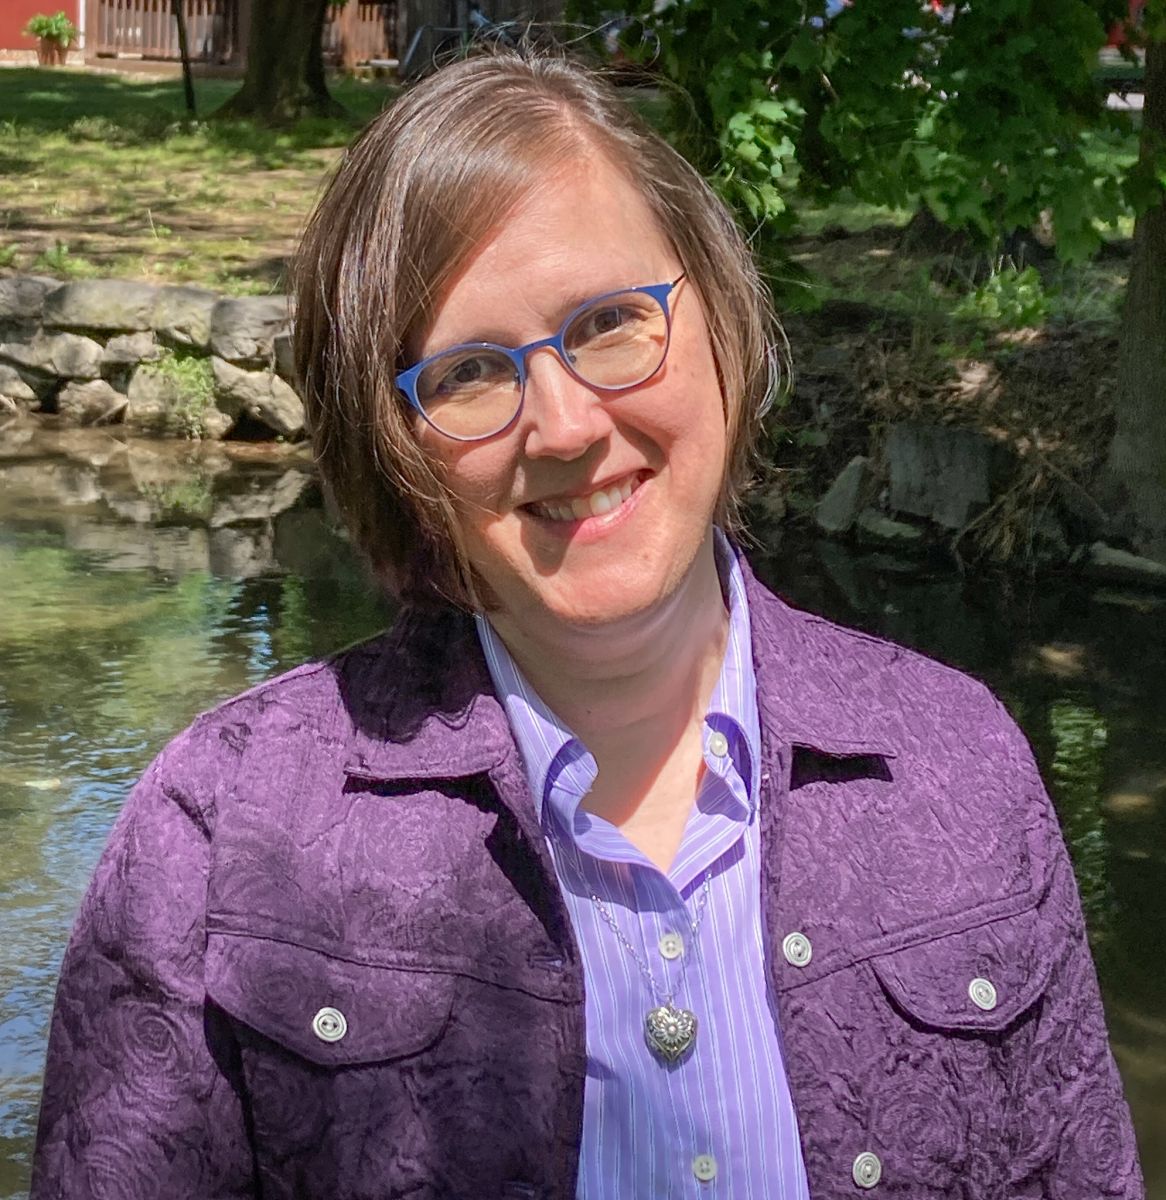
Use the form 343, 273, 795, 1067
427, 350, 513, 397
574, 304, 634, 341
447, 358, 486, 386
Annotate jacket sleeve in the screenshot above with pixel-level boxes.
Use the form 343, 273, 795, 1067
30, 727, 257, 1199
998, 699, 1145, 1199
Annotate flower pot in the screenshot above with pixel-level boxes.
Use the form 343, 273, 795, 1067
36, 36, 68, 66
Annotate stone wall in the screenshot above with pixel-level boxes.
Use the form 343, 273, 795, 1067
0, 275, 303, 441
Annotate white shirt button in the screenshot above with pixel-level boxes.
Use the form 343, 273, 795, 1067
658, 931, 684, 960
852, 1150, 882, 1188
969, 977, 998, 1011
692, 1154, 718, 1183
782, 931, 813, 967
707, 731, 729, 758
311, 1006, 348, 1042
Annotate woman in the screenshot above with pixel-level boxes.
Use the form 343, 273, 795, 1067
33, 51, 1143, 1200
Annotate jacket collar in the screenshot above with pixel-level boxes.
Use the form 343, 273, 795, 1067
338, 606, 516, 781
337, 552, 897, 784
741, 554, 898, 761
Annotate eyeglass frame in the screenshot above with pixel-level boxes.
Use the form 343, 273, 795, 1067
395, 273, 687, 442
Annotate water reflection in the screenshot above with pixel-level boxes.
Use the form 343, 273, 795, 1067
0, 432, 1163, 1197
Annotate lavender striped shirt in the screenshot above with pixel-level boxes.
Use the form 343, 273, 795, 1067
475, 535, 810, 1199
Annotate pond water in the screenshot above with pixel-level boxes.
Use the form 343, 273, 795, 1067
1, 427, 1164, 1199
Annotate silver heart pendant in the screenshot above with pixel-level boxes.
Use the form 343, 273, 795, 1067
645, 1003, 698, 1062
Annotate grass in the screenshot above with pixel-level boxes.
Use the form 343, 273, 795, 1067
781, 187, 1133, 337
0, 69, 397, 293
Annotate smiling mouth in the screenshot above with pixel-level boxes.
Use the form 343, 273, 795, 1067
526, 472, 646, 523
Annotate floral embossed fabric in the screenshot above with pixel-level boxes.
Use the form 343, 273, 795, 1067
31, 557, 1144, 1199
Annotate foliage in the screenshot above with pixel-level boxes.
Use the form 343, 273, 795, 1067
31, 240, 96, 277
22, 11, 77, 46
138, 350, 218, 439
954, 263, 1051, 329
578, 0, 1141, 268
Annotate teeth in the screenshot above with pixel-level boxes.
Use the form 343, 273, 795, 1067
534, 476, 638, 523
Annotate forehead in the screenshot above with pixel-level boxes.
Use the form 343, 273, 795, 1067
419, 156, 674, 352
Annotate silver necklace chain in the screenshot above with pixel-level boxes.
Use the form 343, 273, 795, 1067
590, 870, 713, 1006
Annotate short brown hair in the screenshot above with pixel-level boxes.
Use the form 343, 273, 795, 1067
293, 48, 783, 610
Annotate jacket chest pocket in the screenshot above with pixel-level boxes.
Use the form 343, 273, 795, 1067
867, 903, 1052, 1035
205, 930, 462, 1197
205, 930, 456, 1067
780, 905, 1057, 1198
204, 931, 574, 1200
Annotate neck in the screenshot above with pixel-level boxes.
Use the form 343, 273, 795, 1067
487, 530, 729, 793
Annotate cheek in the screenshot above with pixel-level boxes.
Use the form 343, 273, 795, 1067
421, 438, 514, 523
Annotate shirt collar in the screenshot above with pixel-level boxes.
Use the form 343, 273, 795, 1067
475, 529, 760, 834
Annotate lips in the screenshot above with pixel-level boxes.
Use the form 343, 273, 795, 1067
526, 472, 644, 523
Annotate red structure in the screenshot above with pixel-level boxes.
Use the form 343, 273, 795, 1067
0, 0, 82, 54
1108, 0, 1146, 47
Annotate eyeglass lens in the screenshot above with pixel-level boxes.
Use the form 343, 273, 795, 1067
415, 289, 669, 440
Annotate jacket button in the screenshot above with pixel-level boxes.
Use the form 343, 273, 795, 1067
968, 977, 998, 1011
311, 1006, 348, 1043
852, 1151, 882, 1189
782, 931, 813, 967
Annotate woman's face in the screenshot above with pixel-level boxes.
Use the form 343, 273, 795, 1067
414, 154, 728, 633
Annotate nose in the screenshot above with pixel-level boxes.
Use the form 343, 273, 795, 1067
520, 347, 614, 461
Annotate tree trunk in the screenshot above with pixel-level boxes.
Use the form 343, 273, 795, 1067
1102, 36, 1166, 561
217, 0, 343, 125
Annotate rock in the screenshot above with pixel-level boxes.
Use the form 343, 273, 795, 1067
211, 357, 305, 437
209, 295, 290, 365
125, 363, 233, 438
1085, 543, 1166, 590
201, 407, 235, 439
884, 423, 1006, 530
816, 456, 872, 534
0, 330, 104, 379
273, 330, 295, 382
1055, 477, 1112, 542
0, 362, 40, 403
39, 427, 128, 468
153, 286, 219, 349
125, 367, 180, 432
209, 524, 276, 577
0, 275, 60, 322
57, 379, 128, 425
855, 508, 926, 547
102, 331, 164, 369
0, 424, 36, 456
0, 460, 102, 505
1032, 509, 1071, 567
63, 517, 211, 574
42, 280, 161, 332
210, 469, 312, 527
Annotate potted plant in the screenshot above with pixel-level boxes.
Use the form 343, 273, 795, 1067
23, 11, 78, 66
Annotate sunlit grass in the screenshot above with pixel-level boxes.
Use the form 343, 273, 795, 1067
0, 69, 396, 292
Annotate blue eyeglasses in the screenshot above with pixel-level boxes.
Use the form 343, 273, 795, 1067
396, 275, 685, 442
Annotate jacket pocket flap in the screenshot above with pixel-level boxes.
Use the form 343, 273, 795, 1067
206, 931, 455, 1066
869, 906, 1052, 1033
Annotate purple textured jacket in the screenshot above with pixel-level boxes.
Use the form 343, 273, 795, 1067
32, 560, 1143, 1200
